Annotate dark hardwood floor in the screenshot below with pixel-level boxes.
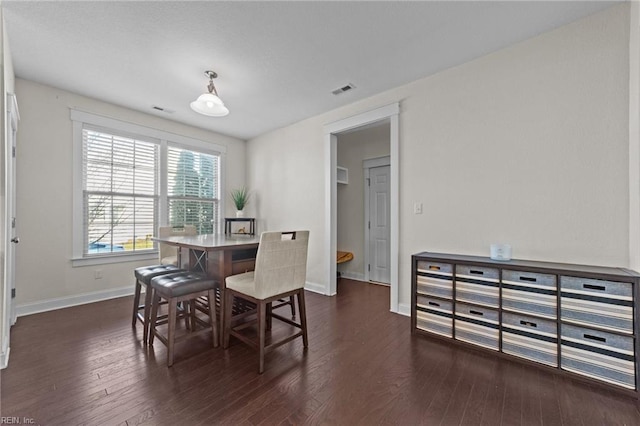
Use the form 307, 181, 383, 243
2, 279, 640, 425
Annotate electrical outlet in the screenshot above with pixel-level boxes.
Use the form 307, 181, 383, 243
94, 270, 103, 280
414, 202, 423, 214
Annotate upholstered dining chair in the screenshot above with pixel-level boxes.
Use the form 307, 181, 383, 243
223, 230, 309, 373
158, 225, 197, 266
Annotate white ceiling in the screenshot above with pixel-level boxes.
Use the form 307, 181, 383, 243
2, 1, 619, 140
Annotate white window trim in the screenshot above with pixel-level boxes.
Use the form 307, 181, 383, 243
71, 109, 227, 267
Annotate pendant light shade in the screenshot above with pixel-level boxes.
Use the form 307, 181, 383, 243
190, 70, 229, 117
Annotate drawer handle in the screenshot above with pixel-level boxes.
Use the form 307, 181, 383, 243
583, 284, 606, 291
428, 301, 440, 307
469, 270, 484, 275
584, 334, 606, 343
520, 276, 537, 283
520, 320, 537, 328
429, 265, 441, 271
469, 310, 484, 316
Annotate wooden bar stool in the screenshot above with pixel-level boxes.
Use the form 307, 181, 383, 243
132, 264, 183, 343
149, 271, 219, 367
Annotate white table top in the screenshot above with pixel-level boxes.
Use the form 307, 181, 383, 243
153, 233, 260, 250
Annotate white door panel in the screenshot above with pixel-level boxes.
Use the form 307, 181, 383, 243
369, 165, 390, 284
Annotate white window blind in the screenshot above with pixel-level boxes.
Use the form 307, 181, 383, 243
83, 127, 159, 255
167, 146, 219, 234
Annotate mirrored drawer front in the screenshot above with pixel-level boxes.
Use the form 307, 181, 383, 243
502, 271, 557, 319
417, 273, 453, 299
454, 303, 499, 351
560, 276, 633, 334
561, 324, 635, 390
416, 297, 453, 338
502, 312, 558, 367
417, 261, 453, 276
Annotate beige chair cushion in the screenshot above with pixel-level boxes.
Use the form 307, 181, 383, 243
158, 225, 197, 265
226, 230, 309, 300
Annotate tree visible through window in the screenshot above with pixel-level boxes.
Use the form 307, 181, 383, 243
168, 147, 219, 234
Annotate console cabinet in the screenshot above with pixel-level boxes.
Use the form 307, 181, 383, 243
411, 252, 640, 394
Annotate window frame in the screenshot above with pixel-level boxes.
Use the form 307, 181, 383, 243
71, 109, 226, 267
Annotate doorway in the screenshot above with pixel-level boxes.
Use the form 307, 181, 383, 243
324, 103, 399, 312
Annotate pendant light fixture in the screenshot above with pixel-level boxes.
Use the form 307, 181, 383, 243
190, 70, 229, 117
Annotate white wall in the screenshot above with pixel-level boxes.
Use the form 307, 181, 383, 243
247, 5, 632, 306
337, 123, 390, 279
13, 78, 247, 310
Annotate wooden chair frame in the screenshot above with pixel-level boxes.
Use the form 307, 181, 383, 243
223, 287, 308, 373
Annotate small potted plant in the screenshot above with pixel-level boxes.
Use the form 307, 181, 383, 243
230, 186, 250, 217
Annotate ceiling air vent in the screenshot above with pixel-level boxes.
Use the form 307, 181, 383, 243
151, 105, 175, 114
332, 83, 355, 96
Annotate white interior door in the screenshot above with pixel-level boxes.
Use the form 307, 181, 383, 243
368, 165, 390, 284
2, 94, 18, 368
7, 95, 18, 325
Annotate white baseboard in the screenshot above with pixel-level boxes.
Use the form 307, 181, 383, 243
1, 346, 9, 369
304, 281, 329, 295
339, 271, 366, 281
397, 303, 411, 317
16, 286, 134, 318
16, 281, 332, 318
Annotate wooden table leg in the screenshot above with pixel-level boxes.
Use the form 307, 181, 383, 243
217, 249, 233, 337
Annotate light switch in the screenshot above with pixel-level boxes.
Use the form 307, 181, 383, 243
414, 202, 423, 214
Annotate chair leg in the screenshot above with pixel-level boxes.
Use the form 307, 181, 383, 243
142, 284, 153, 344
189, 299, 197, 331
297, 290, 308, 348
132, 280, 142, 327
223, 290, 234, 349
149, 290, 160, 346
167, 298, 177, 367
289, 295, 296, 319
207, 290, 219, 347
266, 302, 272, 331
258, 300, 267, 374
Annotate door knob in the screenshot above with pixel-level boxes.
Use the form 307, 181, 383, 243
11, 237, 19, 244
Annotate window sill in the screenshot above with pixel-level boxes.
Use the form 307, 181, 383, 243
71, 251, 159, 267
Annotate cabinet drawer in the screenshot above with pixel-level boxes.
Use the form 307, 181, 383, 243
560, 276, 633, 334
502, 312, 557, 367
417, 273, 453, 299
455, 265, 500, 308
502, 270, 557, 319
454, 303, 499, 350
502, 270, 557, 288
561, 323, 636, 390
456, 265, 499, 281
416, 295, 453, 338
416, 261, 453, 276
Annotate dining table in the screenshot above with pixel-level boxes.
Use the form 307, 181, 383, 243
152, 233, 261, 334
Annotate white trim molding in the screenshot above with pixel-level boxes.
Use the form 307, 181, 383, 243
324, 103, 400, 311
15, 285, 134, 318
304, 281, 327, 295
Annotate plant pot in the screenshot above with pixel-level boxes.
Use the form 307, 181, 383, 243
236, 210, 245, 218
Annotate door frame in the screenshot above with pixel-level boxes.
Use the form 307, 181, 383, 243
323, 102, 399, 312
363, 156, 391, 283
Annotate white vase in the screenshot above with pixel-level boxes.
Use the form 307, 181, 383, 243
236, 209, 245, 218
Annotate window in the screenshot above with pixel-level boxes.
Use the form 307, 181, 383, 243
72, 110, 226, 265
167, 146, 219, 234
83, 127, 158, 256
